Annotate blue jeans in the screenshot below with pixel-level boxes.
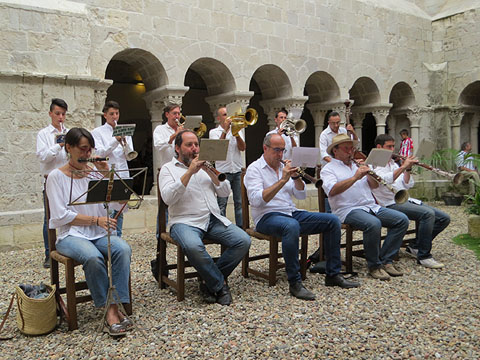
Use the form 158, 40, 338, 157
111, 210, 124, 238
217, 172, 243, 227
42, 190, 49, 258
56, 235, 131, 307
388, 202, 450, 260
170, 215, 251, 294
256, 211, 342, 284
344, 207, 409, 269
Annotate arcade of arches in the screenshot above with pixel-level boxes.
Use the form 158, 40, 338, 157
104, 49, 480, 195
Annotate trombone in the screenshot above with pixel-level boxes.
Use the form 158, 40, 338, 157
227, 108, 258, 136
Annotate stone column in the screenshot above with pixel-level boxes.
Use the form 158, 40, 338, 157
372, 108, 391, 135
350, 113, 364, 144
449, 109, 465, 151
93, 80, 112, 127
406, 108, 423, 150
143, 85, 189, 195
205, 91, 254, 125
307, 103, 328, 147
472, 113, 480, 153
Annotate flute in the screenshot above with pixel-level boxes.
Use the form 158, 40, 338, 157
78, 157, 109, 163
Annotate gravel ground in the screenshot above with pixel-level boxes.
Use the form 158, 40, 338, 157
0, 202, 479, 359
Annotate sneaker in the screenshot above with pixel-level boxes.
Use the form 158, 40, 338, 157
405, 246, 418, 258
43, 256, 50, 269
289, 282, 316, 300
418, 258, 444, 269
383, 263, 403, 277
368, 267, 390, 281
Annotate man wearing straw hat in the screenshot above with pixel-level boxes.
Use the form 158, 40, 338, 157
320, 133, 409, 281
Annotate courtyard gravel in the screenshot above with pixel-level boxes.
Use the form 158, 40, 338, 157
0, 202, 479, 359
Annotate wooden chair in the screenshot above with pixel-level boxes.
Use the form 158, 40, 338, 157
316, 185, 418, 273
46, 188, 132, 331
155, 169, 225, 301
240, 169, 308, 286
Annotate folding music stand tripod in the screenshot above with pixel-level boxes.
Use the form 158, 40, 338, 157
68, 165, 147, 346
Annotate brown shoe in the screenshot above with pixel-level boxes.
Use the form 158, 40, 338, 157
384, 263, 403, 277
369, 267, 391, 281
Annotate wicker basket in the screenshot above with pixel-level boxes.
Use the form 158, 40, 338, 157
15, 285, 57, 336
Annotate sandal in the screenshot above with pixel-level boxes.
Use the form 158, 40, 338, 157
119, 317, 134, 331
103, 321, 127, 337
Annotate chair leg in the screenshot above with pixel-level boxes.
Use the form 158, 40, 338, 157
65, 259, 78, 331
268, 239, 279, 286
318, 233, 325, 261
159, 239, 167, 289
176, 246, 185, 301
241, 250, 249, 278
345, 229, 353, 274
300, 235, 308, 281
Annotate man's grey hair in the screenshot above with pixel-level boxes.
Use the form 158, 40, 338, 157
215, 106, 226, 118
263, 133, 274, 147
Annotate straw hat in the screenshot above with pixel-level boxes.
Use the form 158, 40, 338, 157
327, 133, 359, 156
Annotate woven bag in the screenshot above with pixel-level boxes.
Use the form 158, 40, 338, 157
15, 284, 57, 336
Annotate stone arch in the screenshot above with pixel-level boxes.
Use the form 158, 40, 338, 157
108, 48, 167, 91
186, 57, 236, 96
458, 81, 480, 106
104, 48, 166, 194
250, 64, 293, 100
304, 71, 341, 104
389, 82, 416, 111
349, 77, 381, 107
182, 58, 237, 135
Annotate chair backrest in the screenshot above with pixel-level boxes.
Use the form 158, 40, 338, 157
240, 168, 250, 230
156, 168, 168, 233
44, 180, 57, 253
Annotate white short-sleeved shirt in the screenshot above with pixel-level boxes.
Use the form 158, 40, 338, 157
153, 123, 176, 167
319, 126, 347, 166
320, 158, 380, 222
209, 126, 244, 173
36, 124, 68, 180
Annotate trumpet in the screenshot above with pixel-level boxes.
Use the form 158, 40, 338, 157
352, 159, 409, 204
391, 153, 464, 185
55, 123, 67, 144
227, 108, 258, 136
279, 114, 307, 137
203, 161, 226, 182
178, 114, 208, 137
280, 160, 322, 188
119, 137, 138, 161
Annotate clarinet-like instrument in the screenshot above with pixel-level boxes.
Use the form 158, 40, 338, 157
280, 160, 322, 188
352, 158, 408, 204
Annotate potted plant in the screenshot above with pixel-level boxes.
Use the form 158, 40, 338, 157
466, 183, 480, 237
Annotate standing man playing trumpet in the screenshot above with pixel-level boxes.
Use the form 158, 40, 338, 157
266, 109, 298, 160
92, 100, 135, 237
153, 103, 184, 169
372, 135, 450, 269
159, 130, 251, 306
36, 98, 69, 268
320, 134, 409, 281
245, 134, 360, 301
209, 106, 246, 227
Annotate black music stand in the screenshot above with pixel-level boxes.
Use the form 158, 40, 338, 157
68, 165, 147, 347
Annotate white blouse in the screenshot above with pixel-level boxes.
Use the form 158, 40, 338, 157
46, 168, 121, 242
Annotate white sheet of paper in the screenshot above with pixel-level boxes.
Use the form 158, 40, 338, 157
291, 147, 320, 168
184, 115, 202, 130
112, 124, 136, 137
365, 148, 393, 167
198, 139, 229, 161
226, 103, 242, 116
415, 140, 435, 160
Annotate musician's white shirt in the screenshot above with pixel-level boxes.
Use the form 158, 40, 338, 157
244, 155, 306, 227
46, 168, 122, 242
153, 123, 176, 168
266, 128, 299, 161
321, 158, 380, 222
209, 126, 244, 173
370, 160, 415, 207
36, 124, 68, 179
159, 158, 232, 230
319, 126, 347, 166
91, 123, 132, 178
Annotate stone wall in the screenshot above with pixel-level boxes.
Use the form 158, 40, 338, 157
0, 0, 479, 251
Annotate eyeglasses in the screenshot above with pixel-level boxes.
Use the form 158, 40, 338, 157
266, 145, 286, 153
